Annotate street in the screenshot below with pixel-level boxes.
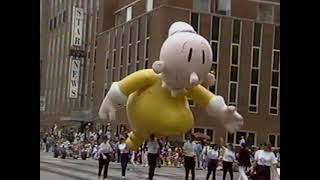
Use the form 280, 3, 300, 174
40, 152, 240, 180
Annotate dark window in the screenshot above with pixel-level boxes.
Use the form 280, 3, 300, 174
229, 83, 237, 103
277, 135, 280, 147
105, 51, 109, 69
270, 108, 277, 114
104, 89, 108, 97
121, 32, 124, 46
94, 49, 97, 63
144, 60, 149, 69
269, 135, 276, 147
209, 85, 216, 93
206, 129, 213, 141
251, 69, 259, 84
194, 128, 204, 133
112, 51, 117, 67
135, 62, 139, 71
136, 42, 140, 61
112, 69, 116, 81
211, 63, 217, 73
119, 67, 123, 79
138, 18, 142, 40
236, 132, 247, 145
273, 51, 280, 70
191, 13, 199, 33
188, 99, 195, 106
227, 133, 234, 144
272, 72, 279, 87
274, 26, 280, 50
113, 31, 117, 49
212, 16, 220, 41
185, 129, 192, 140
271, 88, 278, 107
146, 15, 150, 37
128, 45, 132, 64
230, 67, 238, 82
252, 48, 260, 67
250, 86, 257, 105
231, 45, 239, 65
211, 42, 218, 61
232, 20, 241, 44
54, 16, 57, 28
120, 48, 124, 65
129, 24, 133, 43
253, 23, 262, 47
49, 19, 53, 30
63, 11, 66, 23
145, 38, 149, 59
247, 133, 256, 146
249, 106, 257, 112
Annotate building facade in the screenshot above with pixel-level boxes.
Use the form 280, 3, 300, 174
40, 0, 103, 130
93, 0, 280, 148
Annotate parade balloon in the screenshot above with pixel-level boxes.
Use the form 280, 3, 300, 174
99, 22, 244, 150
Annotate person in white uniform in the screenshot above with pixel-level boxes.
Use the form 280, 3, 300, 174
118, 137, 130, 179
147, 134, 160, 180
222, 143, 236, 180
183, 135, 196, 180
205, 143, 219, 180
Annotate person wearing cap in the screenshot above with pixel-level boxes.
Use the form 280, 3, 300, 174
183, 135, 197, 180
205, 143, 219, 180
118, 137, 130, 179
97, 136, 113, 180
146, 134, 160, 180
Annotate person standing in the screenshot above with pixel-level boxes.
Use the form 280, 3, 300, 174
239, 136, 246, 146
118, 137, 130, 179
183, 135, 196, 180
147, 134, 160, 180
237, 143, 251, 180
222, 144, 236, 180
205, 143, 219, 180
97, 137, 113, 180
251, 143, 278, 180
195, 141, 203, 169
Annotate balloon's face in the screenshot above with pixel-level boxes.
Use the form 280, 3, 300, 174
158, 32, 212, 90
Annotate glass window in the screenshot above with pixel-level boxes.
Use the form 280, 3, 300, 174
185, 129, 192, 140
206, 129, 214, 142
258, 4, 274, 23
250, 86, 257, 105
253, 23, 262, 47
193, 0, 210, 13
247, 133, 255, 146
229, 83, 237, 103
135, 61, 139, 71
277, 135, 280, 147
211, 63, 217, 73
252, 48, 260, 67
209, 85, 216, 93
128, 45, 132, 64
227, 133, 234, 144
231, 45, 239, 65
249, 106, 257, 112
194, 128, 205, 133
188, 99, 195, 106
144, 60, 149, 69
119, 67, 123, 79
270, 108, 277, 114
236, 132, 247, 145
191, 13, 199, 33
232, 20, 241, 44
251, 69, 259, 84
136, 41, 140, 61
211, 16, 220, 41
274, 26, 280, 50
145, 38, 149, 59
146, 0, 153, 12
129, 24, 133, 43
230, 67, 238, 82
54, 16, 57, 28
137, 19, 141, 41
112, 68, 116, 81
126, 7, 132, 22
269, 134, 276, 147
273, 51, 280, 70
146, 15, 150, 37
112, 51, 117, 67
271, 88, 278, 107
272, 72, 279, 87
217, 0, 231, 15
211, 42, 218, 61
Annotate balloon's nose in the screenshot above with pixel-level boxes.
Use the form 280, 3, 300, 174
189, 72, 199, 86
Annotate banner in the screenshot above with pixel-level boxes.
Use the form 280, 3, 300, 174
71, 7, 84, 47
69, 57, 81, 98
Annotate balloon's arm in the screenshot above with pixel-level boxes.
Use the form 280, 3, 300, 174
118, 69, 158, 96
186, 85, 227, 116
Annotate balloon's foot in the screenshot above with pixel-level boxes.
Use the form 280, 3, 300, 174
125, 131, 145, 151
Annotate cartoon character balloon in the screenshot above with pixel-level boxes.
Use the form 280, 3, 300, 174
99, 22, 243, 150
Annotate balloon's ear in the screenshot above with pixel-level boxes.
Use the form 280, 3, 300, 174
152, 61, 165, 74
206, 73, 216, 86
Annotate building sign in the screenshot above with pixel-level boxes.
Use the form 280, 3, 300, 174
69, 57, 81, 98
71, 7, 84, 47
40, 96, 46, 111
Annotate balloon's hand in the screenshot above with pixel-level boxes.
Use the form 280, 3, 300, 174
219, 106, 243, 133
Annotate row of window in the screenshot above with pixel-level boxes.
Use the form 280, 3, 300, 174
49, 11, 67, 30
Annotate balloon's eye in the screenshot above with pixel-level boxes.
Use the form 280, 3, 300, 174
188, 48, 193, 62
202, 50, 205, 64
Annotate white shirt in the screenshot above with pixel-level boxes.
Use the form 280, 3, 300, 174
254, 150, 277, 166
118, 143, 129, 154
240, 138, 245, 145
183, 141, 196, 157
147, 141, 160, 154
98, 142, 113, 154
222, 148, 236, 162
207, 148, 219, 160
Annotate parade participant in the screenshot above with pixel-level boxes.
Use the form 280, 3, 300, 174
147, 134, 160, 180
195, 140, 203, 169
183, 135, 196, 180
97, 136, 113, 180
222, 144, 236, 180
118, 137, 130, 179
205, 143, 219, 180
99, 21, 243, 151
251, 143, 278, 180
237, 143, 251, 180
202, 141, 209, 170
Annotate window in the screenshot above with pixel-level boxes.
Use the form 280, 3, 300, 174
194, 128, 204, 134
136, 41, 140, 62
184, 128, 215, 142
53, 16, 57, 28
272, 72, 279, 86
257, 4, 274, 23
211, 42, 218, 61
217, 0, 231, 15
232, 20, 241, 44
129, 24, 133, 44
227, 133, 234, 144
49, 19, 53, 30
270, 26, 280, 115
127, 44, 132, 64
230, 67, 238, 82
146, 15, 150, 37
146, 0, 153, 12
137, 19, 141, 41
112, 68, 116, 81
274, 26, 280, 50
126, 7, 132, 22
145, 38, 149, 59
227, 131, 256, 146
144, 60, 149, 69
63, 11, 66, 23
250, 86, 258, 105
211, 16, 220, 41
253, 23, 262, 47
135, 61, 140, 71
252, 48, 260, 67
273, 51, 280, 70
119, 66, 124, 79
231, 45, 239, 65
193, 0, 210, 13
229, 82, 237, 104
251, 69, 259, 84
113, 30, 117, 49
120, 47, 124, 65
268, 134, 280, 148
191, 13, 200, 33
270, 88, 278, 108
112, 50, 117, 67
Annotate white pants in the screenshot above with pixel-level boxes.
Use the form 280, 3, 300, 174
238, 166, 249, 180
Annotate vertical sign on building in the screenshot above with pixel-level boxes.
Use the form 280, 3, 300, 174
40, 96, 46, 111
69, 57, 81, 98
71, 7, 84, 47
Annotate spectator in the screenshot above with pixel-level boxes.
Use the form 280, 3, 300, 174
97, 136, 113, 180
147, 134, 160, 180
221, 144, 236, 180
118, 137, 130, 179
237, 143, 251, 180
205, 143, 219, 180
183, 135, 196, 180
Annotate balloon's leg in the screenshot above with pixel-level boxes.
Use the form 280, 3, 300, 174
125, 131, 145, 151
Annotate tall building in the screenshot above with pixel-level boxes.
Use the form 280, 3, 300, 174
40, 0, 103, 130
93, 0, 280, 148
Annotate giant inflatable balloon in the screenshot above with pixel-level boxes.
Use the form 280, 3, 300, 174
99, 22, 243, 150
